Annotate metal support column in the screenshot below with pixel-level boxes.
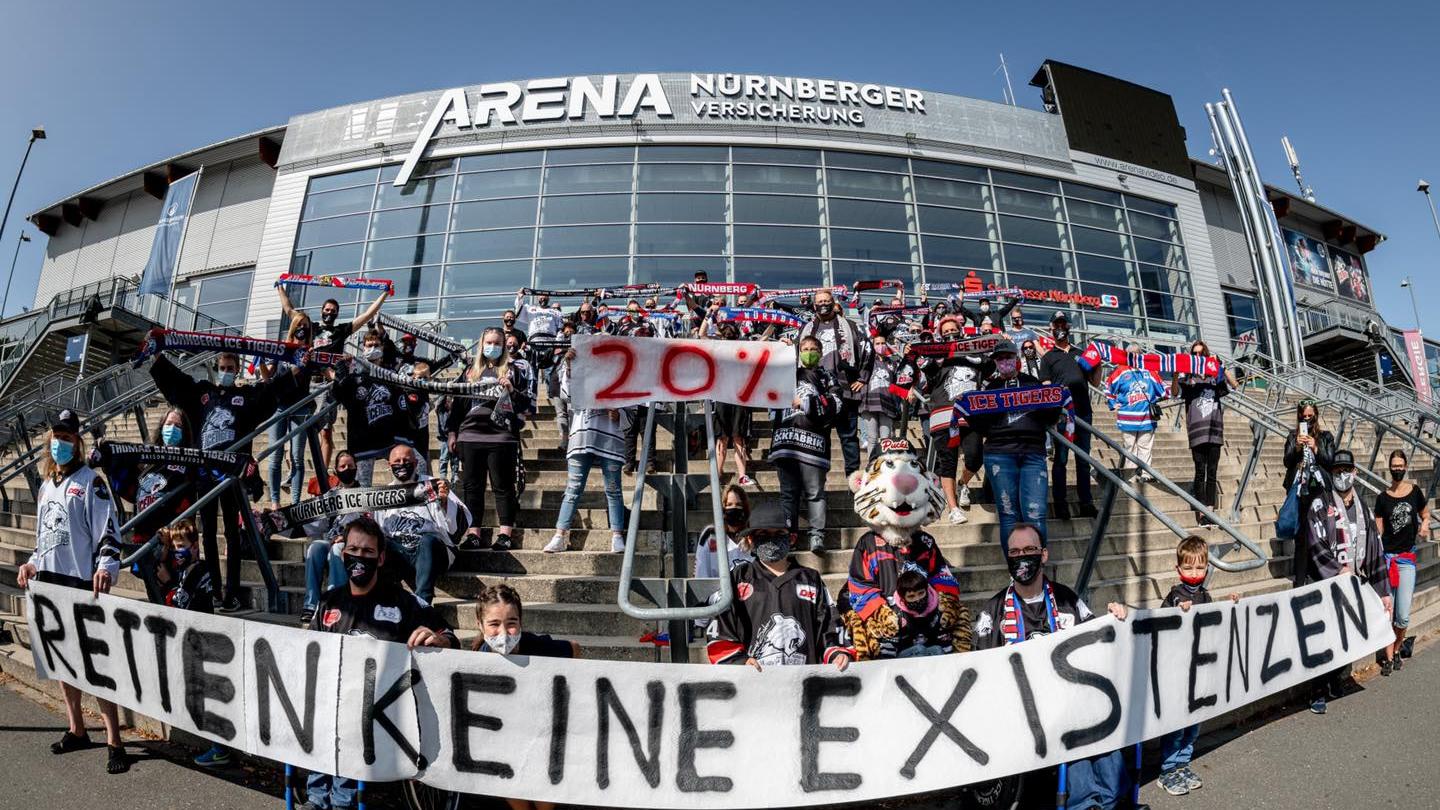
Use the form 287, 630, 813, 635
1075, 480, 1119, 601
664, 402, 691, 664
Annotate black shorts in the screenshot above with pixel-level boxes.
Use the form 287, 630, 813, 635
714, 404, 753, 442
930, 429, 981, 478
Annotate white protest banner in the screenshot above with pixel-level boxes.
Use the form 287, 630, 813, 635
28, 575, 1388, 808
569, 334, 796, 411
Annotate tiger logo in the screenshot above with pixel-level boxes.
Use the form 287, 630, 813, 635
848, 439, 946, 547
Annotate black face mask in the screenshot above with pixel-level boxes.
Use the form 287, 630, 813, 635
1053, 327, 1070, 343
344, 553, 379, 587
335, 466, 357, 486
815, 303, 834, 317
322, 312, 337, 327
723, 507, 748, 527
1391, 468, 1407, 483
295, 327, 310, 343
390, 461, 416, 482
903, 595, 930, 614
1007, 552, 1044, 585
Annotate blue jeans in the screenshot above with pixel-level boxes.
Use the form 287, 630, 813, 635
304, 539, 347, 612
986, 450, 1050, 551
387, 533, 451, 604
1064, 748, 1125, 810
556, 453, 626, 532
1388, 553, 1416, 629
267, 403, 313, 506
1160, 723, 1199, 774
305, 771, 357, 809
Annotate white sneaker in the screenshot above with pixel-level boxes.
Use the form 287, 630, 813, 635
948, 507, 968, 525
543, 533, 568, 554
611, 533, 627, 553
957, 486, 971, 509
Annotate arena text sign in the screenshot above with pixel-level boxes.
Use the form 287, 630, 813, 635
568, 335, 797, 411
28, 576, 1387, 807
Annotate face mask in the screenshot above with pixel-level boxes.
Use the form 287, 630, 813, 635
1391, 468, 1407, 483
390, 461, 416, 482
485, 632, 519, 656
343, 553, 379, 587
815, 303, 834, 317
50, 438, 75, 465
979, 303, 991, 314
902, 594, 931, 615
1178, 570, 1208, 587
171, 548, 192, 568
996, 358, 1020, 378
483, 344, 504, 361
161, 424, 184, 446
217, 371, 237, 387
335, 466, 357, 486
363, 346, 383, 361
1022, 347, 1036, 358
723, 507, 748, 527
799, 350, 821, 368
503, 318, 515, 327
1332, 471, 1354, 492
322, 312, 337, 326
1007, 552, 1044, 585
294, 327, 310, 343
755, 537, 791, 563
1052, 328, 1070, 343
942, 332, 960, 343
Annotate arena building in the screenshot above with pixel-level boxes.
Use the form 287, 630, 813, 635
4, 61, 1415, 395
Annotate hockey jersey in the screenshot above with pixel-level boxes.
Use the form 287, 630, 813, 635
706, 559, 852, 667
372, 475, 472, 554
29, 466, 121, 581
513, 297, 565, 337
1105, 366, 1167, 433
972, 579, 1093, 650
151, 355, 290, 456
768, 367, 843, 470
567, 408, 630, 464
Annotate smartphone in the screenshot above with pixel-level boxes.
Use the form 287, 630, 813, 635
1298, 422, 1309, 437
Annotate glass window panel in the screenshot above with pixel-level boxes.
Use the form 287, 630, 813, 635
1138, 263, 1192, 297
366, 234, 447, 269
452, 198, 538, 231
1072, 225, 1128, 258
443, 261, 534, 297
911, 160, 988, 183
731, 147, 820, 165
535, 257, 631, 290
455, 168, 542, 201
295, 214, 369, 249
1143, 291, 1190, 321
918, 206, 993, 239
634, 256, 726, 286
832, 261, 918, 289
370, 205, 450, 239
913, 176, 989, 209
638, 145, 728, 162
637, 163, 726, 192
308, 168, 378, 194
1063, 182, 1124, 206
543, 164, 633, 194
546, 146, 635, 165
826, 169, 907, 201
380, 160, 455, 182
635, 224, 725, 255
825, 152, 907, 173
537, 224, 629, 257
1132, 237, 1186, 269
921, 235, 998, 269
733, 225, 822, 257
991, 169, 1060, 194
1224, 291, 1259, 322
733, 194, 820, 225
1075, 254, 1134, 288
733, 258, 823, 287
369, 265, 440, 300
197, 271, 253, 304
636, 193, 726, 223
733, 164, 820, 194
1083, 310, 1146, 338
375, 175, 454, 209
1007, 271, 1075, 297
1066, 199, 1125, 231
291, 243, 364, 276
995, 187, 1061, 219
302, 185, 375, 220
386, 297, 440, 319
828, 199, 911, 231
1125, 194, 1177, 219
1004, 245, 1070, 278
999, 215, 1066, 249
448, 228, 536, 263
202, 300, 247, 329
1128, 210, 1181, 242
541, 194, 631, 225
458, 151, 543, 172
831, 228, 914, 263
441, 295, 509, 320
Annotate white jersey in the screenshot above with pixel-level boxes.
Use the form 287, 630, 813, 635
513, 297, 565, 337
30, 466, 121, 581
372, 475, 471, 560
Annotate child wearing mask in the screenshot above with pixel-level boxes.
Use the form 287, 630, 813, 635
152, 521, 229, 767
769, 336, 844, 553
1156, 535, 1239, 795
854, 569, 970, 660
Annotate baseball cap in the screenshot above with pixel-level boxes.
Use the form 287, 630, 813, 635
1050, 311, 1070, 324
52, 409, 80, 433
990, 339, 1019, 357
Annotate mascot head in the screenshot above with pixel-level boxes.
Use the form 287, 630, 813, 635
849, 439, 946, 546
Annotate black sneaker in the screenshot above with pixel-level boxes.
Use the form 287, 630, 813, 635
299, 607, 315, 626
217, 596, 244, 614
1380, 658, 1393, 676
491, 534, 513, 551
457, 533, 483, 551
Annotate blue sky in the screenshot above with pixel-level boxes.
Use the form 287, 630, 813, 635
0, 0, 1436, 330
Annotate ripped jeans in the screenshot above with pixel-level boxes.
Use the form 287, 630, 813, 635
985, 450, 1049, 552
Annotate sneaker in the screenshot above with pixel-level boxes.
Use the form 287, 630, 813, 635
50, 731, 91, 755
948, 507, 968, 525
543, 534, 568, 554
1394, 655, 1405, 672
1380, 658, 1393, 676
299, 607, 316, 626
809, 536, 825, 554
1138, 471, 1155, 483
956, 486, 971, 509
217, 596, 244, 614
610, 533, 626, 553
457, 532, 483, 551
194, 745, 232, 768
1180, 766, 1203, 790
106, 745, 131, 774
737, 474, 757, 488
491, 533, 513, 552
1159, 770, 1189, 796
1310, 696, 1327, 715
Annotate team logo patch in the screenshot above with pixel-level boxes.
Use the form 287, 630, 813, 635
321, 609, 341, 628
795, 584, 817, 603
232, 396, 245, 406
737, 582, 754, 601
373, 605, 402, 623
201, 393, 210, 405
1057, 613, 1075, 631
66, 486, 84, 498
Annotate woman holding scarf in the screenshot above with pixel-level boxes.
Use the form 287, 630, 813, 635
447, 327, 532, 551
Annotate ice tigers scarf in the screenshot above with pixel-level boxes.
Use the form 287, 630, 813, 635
716, 307, 805, 329
88, 442, 251, 477
949, 383, 1076, 445
348, 354, 507, 398
262, 482, 436, 535
1078, 340, 1222, 378
376, 313, 468, 357
276, 272, 394, 295
134, 328, 307, 366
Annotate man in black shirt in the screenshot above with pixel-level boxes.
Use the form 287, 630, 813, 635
307, 515, 456, 808
1037, 311, 1098, 520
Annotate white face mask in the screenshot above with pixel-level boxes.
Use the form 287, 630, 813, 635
485, 632, 519, 655
1333, 471, 1355, 493
364, 346, 383, 361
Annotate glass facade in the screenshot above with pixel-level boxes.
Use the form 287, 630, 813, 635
171, 268, 255, 332
1223, 290, 1265, 354
291, 146, 1195, 345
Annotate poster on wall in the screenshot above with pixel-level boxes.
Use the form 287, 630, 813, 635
1328, 246, 1371, 304
1281, 229, 1335, 290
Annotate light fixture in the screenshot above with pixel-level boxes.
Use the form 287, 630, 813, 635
30, 126, 45, 141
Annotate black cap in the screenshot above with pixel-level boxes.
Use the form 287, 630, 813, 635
991, 339, 1019, 357
52, 409, 80, 434
1331, 449, 1356, 469
1050, 311, 1070, 324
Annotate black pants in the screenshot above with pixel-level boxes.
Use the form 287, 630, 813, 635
1051, 412, 1094, 506
1191, 442, 1222, 508
625, 405, 655, 467
459, 440, 518, 527
197, 479, 244, 601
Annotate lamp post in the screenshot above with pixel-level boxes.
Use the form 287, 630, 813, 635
0, 127, 45, 258
1421, 180, 1440, 240
1, 231, 30, 319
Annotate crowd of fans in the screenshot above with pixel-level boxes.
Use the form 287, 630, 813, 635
10, 271, 1426, 810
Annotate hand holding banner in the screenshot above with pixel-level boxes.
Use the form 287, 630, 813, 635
568, 334, 795, 410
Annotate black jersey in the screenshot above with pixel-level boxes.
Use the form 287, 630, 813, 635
972, 579, 1093, 650
151, 355, 290, 455
705, 559, 851, 667
309, 579, 457, 646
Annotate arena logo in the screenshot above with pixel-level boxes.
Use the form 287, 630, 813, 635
394, 74, 673, 186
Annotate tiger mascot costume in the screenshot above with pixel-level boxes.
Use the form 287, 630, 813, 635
842, 439, 972, 660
